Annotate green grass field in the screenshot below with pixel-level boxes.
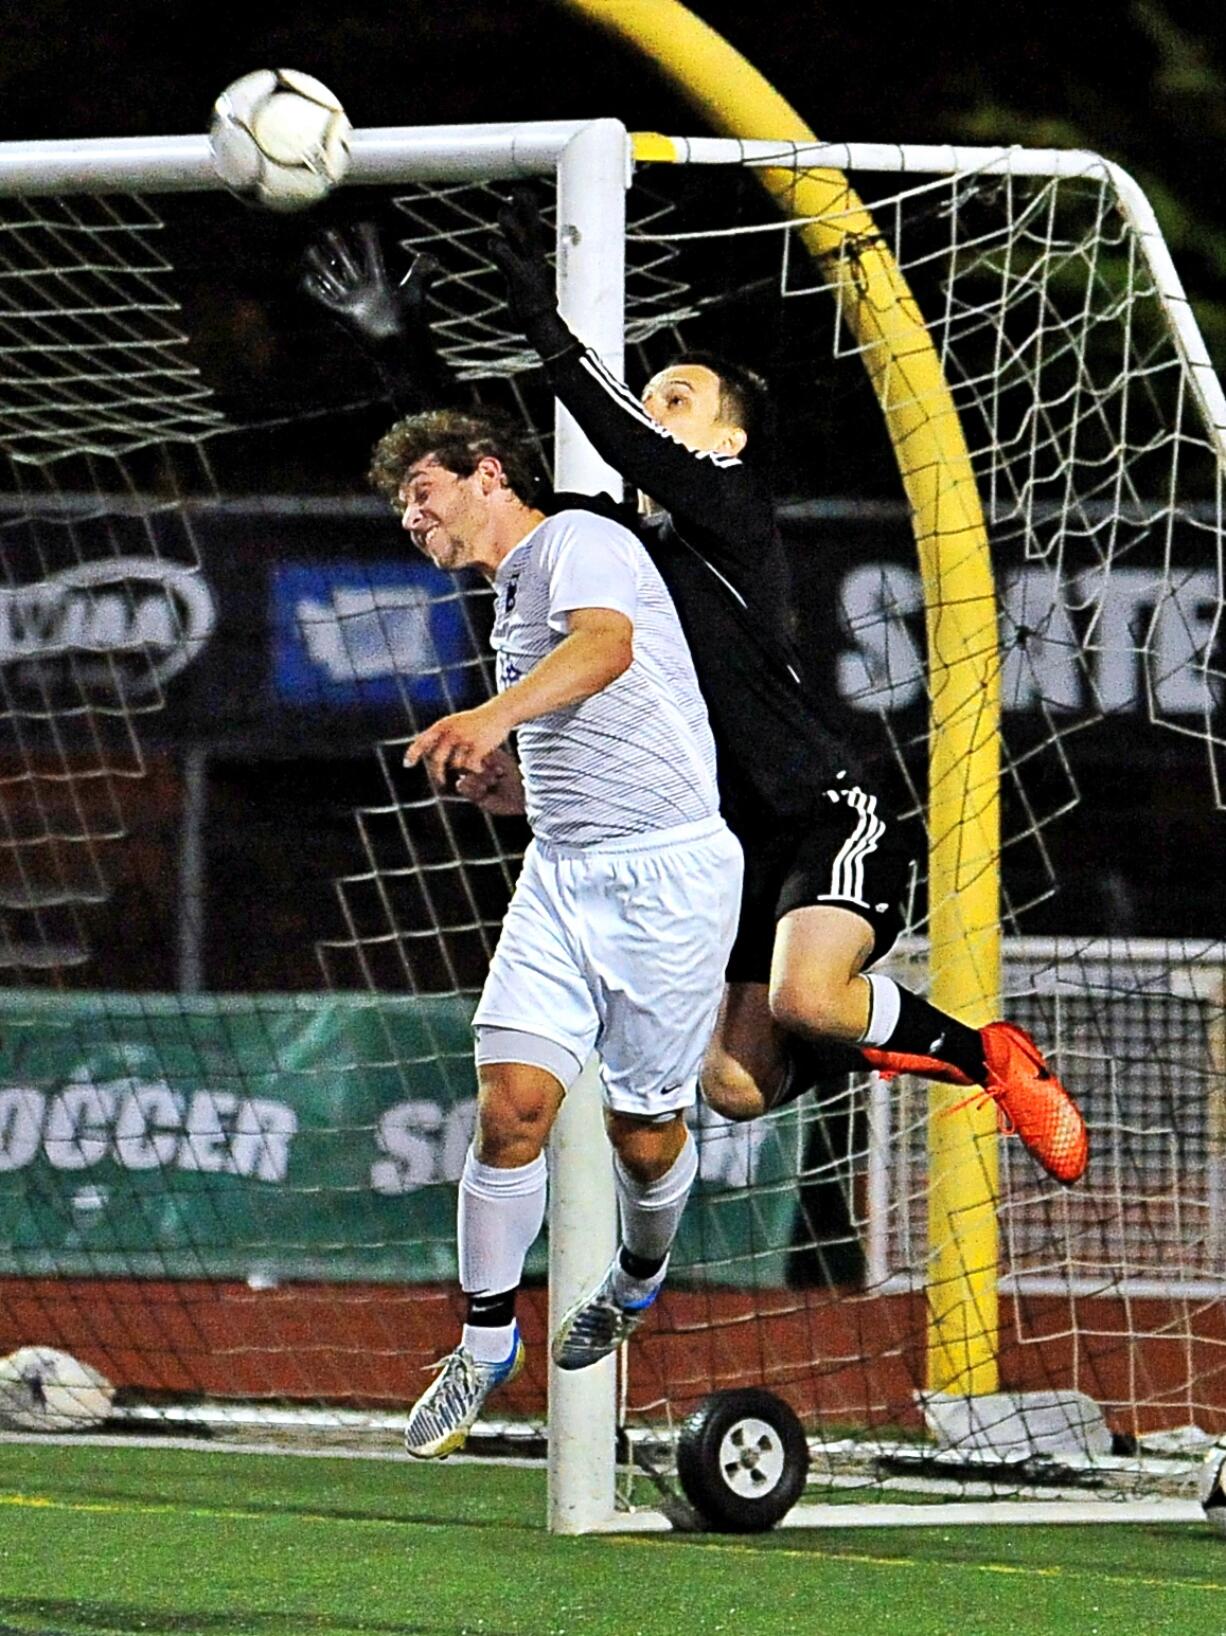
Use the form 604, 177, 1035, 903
2, 1442, 1225, 1636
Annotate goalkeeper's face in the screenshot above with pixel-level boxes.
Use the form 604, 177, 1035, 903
641, 364, 747, 459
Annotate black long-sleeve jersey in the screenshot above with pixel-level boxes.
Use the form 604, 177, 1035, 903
536, 331, 856, 838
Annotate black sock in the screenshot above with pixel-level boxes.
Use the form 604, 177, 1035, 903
882, 985, 987, 1083
465, 1287, 518, 1327
771, 1038, 868, 1109
619, 1246, 666, 1281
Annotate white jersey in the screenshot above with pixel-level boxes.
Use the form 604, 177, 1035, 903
490, 509, 719, 847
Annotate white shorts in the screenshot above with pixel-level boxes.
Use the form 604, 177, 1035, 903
473, 816, 743, 1118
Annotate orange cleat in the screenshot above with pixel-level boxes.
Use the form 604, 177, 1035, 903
863, 1023, 1088, 1185
955, 1021, 1089, 1186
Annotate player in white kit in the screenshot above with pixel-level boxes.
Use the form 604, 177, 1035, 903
368, 409, 743, 1459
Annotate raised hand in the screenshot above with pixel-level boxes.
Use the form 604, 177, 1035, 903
488, 188, 557, 328
302, 221, 440, 352
302, 222, 454, 411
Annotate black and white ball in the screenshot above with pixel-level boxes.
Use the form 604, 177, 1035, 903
0, 1346, 114, 1432
209, 69, 351, 212
1198, 1444, 1226, 1536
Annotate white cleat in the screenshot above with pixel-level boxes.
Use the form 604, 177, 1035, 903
404, 1328, 524, 1460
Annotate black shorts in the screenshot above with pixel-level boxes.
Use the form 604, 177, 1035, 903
724, 783, 915, 986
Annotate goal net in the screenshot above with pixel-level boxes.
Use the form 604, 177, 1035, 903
0, 123, 1221, 1527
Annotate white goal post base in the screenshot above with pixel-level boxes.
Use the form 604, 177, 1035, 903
594, 1499, 1205, 1533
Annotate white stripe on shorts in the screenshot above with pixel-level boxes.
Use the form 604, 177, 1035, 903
828, 786, 886, 906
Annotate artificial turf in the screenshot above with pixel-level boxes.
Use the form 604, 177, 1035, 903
2, 1442, 1224, 1636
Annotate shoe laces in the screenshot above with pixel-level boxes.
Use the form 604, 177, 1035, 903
945, 1083, 1016, 1136
568, 1286, 624, 1343
417, 1347, 481, 1418
943, 1031, 1054, 1136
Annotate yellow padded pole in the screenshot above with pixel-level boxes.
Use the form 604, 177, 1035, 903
558, 0, 1002, 1395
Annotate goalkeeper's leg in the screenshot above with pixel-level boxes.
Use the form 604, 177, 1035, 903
771, 907, 1086, 1183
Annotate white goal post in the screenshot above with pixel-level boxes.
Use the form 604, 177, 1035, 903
0, 117, 1223, 1538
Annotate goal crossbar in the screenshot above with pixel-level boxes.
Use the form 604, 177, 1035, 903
0, 120, 625, 196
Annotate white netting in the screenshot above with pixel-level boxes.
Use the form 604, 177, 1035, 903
0, 193, 227, 463
389, 179, 696, 379
0, 190, 221, 979
0, 145, 1222, 1519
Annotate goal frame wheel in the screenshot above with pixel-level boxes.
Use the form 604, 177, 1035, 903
675, 1387, 809, 1532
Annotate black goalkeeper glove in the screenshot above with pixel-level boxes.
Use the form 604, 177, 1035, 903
489, 189, 576, 360
301, 222, 453, 411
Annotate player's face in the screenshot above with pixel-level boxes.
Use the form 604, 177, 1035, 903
641, 364, 746, 457
398, 456, 488, 570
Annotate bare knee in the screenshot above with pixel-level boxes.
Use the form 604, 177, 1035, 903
475, 1067, 562, 1167
605, 1110, 687, 1182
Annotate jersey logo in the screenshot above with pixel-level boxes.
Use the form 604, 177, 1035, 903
504, 574, 520, 614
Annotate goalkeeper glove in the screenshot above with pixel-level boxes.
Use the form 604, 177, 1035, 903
301, 222, 452, 411
489, 189, 576, 361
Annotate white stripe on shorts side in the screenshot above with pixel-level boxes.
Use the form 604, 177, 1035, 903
826, 786, 886, 906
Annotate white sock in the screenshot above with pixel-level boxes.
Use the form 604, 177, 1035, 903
611, 1132, 698, 1305
860, 973, 902, 1047
461, 1320, 519, 1366
457, 1147, 546, 1362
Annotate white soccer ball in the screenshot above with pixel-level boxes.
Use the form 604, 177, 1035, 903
0, 1345, 114, 1432
209, 69, 351, 213
1198, 1444, 1226, 1536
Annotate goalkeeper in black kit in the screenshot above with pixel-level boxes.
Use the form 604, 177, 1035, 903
303, 203, 1088, 1190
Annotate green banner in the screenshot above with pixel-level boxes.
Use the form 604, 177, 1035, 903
0, 991, 801, 1285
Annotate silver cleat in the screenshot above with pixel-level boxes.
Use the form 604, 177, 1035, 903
551, 1263, 659, 1372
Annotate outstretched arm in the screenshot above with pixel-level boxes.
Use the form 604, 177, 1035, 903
491, 192, 768, 551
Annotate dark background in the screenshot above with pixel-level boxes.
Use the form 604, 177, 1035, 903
1, 1, 1222, 993
4, 0, 1224, 359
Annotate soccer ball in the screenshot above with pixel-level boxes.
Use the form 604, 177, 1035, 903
0, 1345, 114, 1432
209, 69, 351, 212
1198, 1444, 1226, 1536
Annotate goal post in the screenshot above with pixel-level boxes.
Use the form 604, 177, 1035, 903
543, 117, 628, 1538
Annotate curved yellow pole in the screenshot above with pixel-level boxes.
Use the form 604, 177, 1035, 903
557, 0, 1002, 1396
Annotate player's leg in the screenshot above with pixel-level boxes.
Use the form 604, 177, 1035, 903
769, 783, 1088, 1184
406, 846, 597, 1456
552, 818, 741, 1370
404, 1050, 571, 1460
552, 1106, 697, 1371
698, 831, 866, 1123
458, 1045, 569, 1357
770, 900, 986, 1071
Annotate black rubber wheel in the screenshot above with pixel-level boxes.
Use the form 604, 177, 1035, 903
675, 1387, 809, 1532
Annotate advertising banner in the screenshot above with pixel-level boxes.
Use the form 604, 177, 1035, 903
2, 496, 1218, 759
0, 990, 802, 1287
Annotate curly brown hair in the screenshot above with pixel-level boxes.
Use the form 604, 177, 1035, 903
369, 409, 547, 508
